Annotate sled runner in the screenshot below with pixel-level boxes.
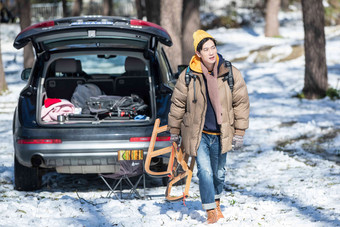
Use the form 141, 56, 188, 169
145, 118, 195, 201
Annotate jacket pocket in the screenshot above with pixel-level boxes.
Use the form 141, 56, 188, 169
229, 109, 234, 125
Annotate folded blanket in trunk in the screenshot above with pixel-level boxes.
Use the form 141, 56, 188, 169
41, 99, 75, 122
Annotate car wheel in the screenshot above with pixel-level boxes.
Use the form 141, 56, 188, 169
14, 155, 42, 191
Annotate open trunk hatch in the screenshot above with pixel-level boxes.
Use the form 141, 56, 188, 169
14, 16, 172, 53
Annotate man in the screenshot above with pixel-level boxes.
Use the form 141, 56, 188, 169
168, 30, 249, 224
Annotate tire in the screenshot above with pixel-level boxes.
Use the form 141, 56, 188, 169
14, 156, 42, 191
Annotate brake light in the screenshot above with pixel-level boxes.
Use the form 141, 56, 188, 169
17, 139, 62, 144
19, 20, 55, 35
130, 19, 169, 36
156, 136, 171, 141
129, 136, 170, 142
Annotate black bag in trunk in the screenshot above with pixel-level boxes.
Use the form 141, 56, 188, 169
86, 94, 148, 118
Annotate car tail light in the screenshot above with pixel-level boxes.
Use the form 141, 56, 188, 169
155, 136, 171, 141
130, 19, 169, 36
17, 139, 62, 144
129, 136, 170, 142
19, 20, 55, 36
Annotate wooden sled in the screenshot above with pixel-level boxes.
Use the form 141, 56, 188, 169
145, 118, 195, 201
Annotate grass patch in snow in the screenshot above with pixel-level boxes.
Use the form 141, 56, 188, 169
275, 128, 340, 164
275, 134, 310, 151
232, 44, 304, 63
326, 87, 340, 100
292, 87, 340, 100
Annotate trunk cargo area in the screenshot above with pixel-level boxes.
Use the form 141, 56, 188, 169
39, 57, 153, 125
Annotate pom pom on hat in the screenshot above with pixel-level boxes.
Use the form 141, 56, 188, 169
193, 30, 214, 52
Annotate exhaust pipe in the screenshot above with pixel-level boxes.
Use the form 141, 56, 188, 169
31, 155, 43, 167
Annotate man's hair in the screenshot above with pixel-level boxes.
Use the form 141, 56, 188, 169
196, 37, 216, 52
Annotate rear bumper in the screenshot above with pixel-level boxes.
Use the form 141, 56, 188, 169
15, 139, 170, 173
13, 124, 171, 173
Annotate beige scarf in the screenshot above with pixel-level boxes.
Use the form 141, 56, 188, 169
200, 61, 222, 125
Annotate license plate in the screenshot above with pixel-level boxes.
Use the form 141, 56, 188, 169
118, 150, 143, 161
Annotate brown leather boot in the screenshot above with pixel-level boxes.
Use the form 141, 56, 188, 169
206, 209, 218, 224
215, 199, 224, 220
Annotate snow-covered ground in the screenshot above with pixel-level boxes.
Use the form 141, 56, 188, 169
0, 11, 340, 227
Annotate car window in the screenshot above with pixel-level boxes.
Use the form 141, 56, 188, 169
74, 55, 127, 74
157, 46, 173, 84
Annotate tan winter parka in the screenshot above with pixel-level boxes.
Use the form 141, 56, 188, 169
168, 60, 250, 157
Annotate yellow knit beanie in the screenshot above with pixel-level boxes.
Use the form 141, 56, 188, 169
193, 30, 214, 52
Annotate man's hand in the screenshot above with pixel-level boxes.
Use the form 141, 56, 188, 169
232, 135, 244, 149
170, 134, 180, 146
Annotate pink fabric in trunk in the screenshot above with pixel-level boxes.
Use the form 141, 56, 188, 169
41, 99, 75, 122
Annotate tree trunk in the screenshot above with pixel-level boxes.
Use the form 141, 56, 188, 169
145, 0, 160, 24
302, 0, 328, 99
160, 0, 183, 72
281, 0, 289, 11
88, 0, 95, 15
265, 0, 281, 37
103, 0, 113, 16
23, 43, 34, 68
16, 0, 34, 68
135, 0, 145, 20
62, 0, 69, 17
72, 0, 83, 16
0, 37, 8, 93
182, 0, 200, 65
7, 0, 17, 23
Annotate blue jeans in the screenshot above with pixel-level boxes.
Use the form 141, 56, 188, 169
196, 133, 227, 210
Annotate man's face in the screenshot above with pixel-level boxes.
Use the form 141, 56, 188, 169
197, 39, 217, 66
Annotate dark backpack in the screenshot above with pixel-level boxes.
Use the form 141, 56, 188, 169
185, 60, 234, 93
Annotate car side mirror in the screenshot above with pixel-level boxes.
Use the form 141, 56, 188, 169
21, 68, 31, 81
173, 64, 188, 79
